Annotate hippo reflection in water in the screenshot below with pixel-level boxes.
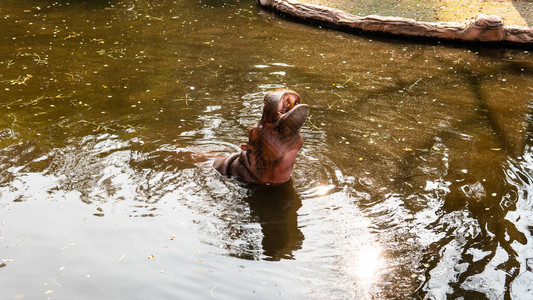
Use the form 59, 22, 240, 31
214, 89, 309, 184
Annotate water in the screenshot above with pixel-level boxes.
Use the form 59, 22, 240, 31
1, 0, 532, 299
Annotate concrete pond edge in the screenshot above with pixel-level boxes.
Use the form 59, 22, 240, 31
258, 0, 533, 44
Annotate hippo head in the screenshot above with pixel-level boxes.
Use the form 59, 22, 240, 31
214, 89, 309, 184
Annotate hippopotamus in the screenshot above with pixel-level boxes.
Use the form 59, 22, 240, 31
214, 89, 309, 184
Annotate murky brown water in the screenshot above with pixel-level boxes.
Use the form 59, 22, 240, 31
1, 0, 533, 299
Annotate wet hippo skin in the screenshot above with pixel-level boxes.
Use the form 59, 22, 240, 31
214, 89, 309, 184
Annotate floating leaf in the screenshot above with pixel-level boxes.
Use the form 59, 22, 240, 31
44, 290, 54, 295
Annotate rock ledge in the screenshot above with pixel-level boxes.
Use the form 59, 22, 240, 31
259, 0, 533, 44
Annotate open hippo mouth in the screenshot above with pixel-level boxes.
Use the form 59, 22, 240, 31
262, 89, 309, 134
214, 89, 309, 184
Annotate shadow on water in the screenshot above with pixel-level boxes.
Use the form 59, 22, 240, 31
409, 67, 532, 299
244, 181, 304, 261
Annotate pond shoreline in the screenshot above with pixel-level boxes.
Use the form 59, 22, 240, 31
258, 0, 533, 45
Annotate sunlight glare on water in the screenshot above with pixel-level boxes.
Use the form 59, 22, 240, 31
0, 0, 532, 299
350, 244, 384, 283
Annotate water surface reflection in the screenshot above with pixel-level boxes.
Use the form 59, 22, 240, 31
245, 183, 303, 260
0, 0, 532, 299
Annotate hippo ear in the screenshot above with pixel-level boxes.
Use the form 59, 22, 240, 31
279, 104, 309, 134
